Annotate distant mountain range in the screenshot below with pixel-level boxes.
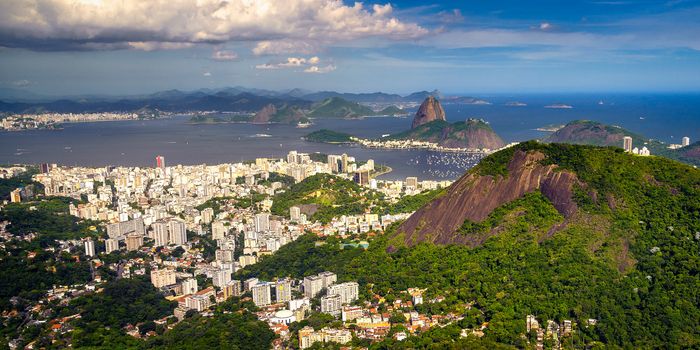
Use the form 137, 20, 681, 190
0, 87, 450, 114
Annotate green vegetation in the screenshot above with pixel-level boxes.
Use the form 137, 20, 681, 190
270, 174, 384, 223
309, 153, 329, 163
68, 277, 177, 347
150, 296, 275, 349
242, 142, 700, 348
0, 239, 92, 312
472, 145, 516, 177
259, 172, 296, 187
0, 197, 100, 246
237, 234, 366, 281
304, 129, 354, 144
308, 97, 374, 119
374, 188, 446, 215
390, 120, 451, 141
268, 104, 307, 123
378, 105, 408, 116
545, 120, 700, 167
196, 192, 267, 215
390, 118, 501, 147
0, 167, 43, 200
457, 192, 562, 236
37, 282, 273, 349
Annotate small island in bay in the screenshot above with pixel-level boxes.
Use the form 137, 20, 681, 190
304, 129, 355, 144
535, 124, 565, 132
545, 103, 574, 109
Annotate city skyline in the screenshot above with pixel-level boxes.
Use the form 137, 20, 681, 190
1, 0, 700, 96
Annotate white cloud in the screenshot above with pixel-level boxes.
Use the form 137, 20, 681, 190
256, 56, 330, 71
211, 49, 238, 61
539, 22, 553, 31
304, 65, 336, 74
12, 79, 31, 87
278, 57, 308, 67
0, 0, 427, 51
252, 40, 319, 56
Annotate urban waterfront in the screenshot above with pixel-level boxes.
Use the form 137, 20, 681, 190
2, 94, 699, 180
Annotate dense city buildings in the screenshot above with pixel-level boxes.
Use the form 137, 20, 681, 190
0, 150, 453, 348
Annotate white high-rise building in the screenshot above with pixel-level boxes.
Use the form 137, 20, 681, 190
244, 277, 259, 291
151, 269, 176, 288
213, 269, 232, 288
182, 278, 198, 295
327, 282, 359, 305
212, 221, 228, 240
623, 136, 633, 153
405, 177, 418, 190
105, 238, 120, 254
303, 272, 337, 298
152, 221, 169, 247
303, 276, 324, 298
321, 294, 342, 316
84, 239, 96, 257
682, 136, 690, 147
168, 220, 187, 245
215, 249, 235, 262
252, 282, 272, 306
275, 278, 293, 303
318, 271, 337, 288
287, 150, 298, 164
290, 206, 301, 222
201, 207, 214, 224
255, 213, 270, 232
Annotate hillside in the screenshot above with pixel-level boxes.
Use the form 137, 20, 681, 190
670, 141, 700, 166
307, 97, 375, 119
544, 120, 644, 147
252, 103, 307, 124
270, 174, 384, 223
392, 119, 505, 150
378, 105, 408, 116
248, 142, 700, 348
544, 120, 700, 167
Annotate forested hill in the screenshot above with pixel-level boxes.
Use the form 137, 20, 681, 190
244, 142, 700, 348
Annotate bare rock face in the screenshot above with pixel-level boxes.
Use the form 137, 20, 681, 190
546, 121, 624, 146
440, 122, 506, 150
412, 96, 446, 129
394, 150, 579, 247
252, 104, 276, 124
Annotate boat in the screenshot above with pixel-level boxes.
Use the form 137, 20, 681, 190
253, 133, 272, 138
296, 122, 312, 128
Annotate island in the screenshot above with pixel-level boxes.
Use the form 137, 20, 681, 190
303, 129, 354, 144
303, 96, 509, 153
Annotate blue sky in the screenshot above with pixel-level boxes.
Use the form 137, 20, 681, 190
0, 0, 699, 96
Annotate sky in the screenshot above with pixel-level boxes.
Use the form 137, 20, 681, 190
1, 0, 699, 96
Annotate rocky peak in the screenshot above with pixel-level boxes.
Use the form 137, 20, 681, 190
252, 104, 276, 124
412, 96, 446, 129
393, 150, 579, 248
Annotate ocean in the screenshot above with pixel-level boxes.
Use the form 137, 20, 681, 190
1, 93, 698, 180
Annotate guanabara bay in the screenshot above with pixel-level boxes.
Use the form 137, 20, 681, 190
2, 0, 700, 349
